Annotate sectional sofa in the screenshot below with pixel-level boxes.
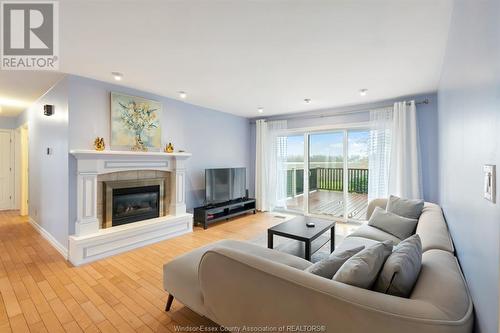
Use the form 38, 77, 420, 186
163, 200, 473, 333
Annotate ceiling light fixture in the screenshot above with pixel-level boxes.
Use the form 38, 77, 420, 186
359, 89, 368, 96
178, 91, 187, 99
257, 107, 264, 114
304, 98, 311, 104
111, 72, 123, 81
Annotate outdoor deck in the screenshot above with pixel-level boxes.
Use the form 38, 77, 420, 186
286, 190, 368, 220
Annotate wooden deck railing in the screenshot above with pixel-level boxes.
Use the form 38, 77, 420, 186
286, 168, 368, 197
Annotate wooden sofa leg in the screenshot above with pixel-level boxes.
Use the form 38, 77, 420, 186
165, 294, 174, 311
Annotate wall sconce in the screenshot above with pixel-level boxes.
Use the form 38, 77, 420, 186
44, 104, 54, 116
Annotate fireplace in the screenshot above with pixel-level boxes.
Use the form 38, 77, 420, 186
112, 185, 160, 226
103, 178, 166, 228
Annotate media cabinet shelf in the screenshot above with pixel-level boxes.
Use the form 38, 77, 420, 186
193, 198, 256, 229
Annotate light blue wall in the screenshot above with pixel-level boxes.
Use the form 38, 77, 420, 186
253, 93, 439, 203
21, 77, 70, 250
416, 96, 439, 203
0, 116, 18, 129
437, 1, 500, 332
67, 75, 252, 215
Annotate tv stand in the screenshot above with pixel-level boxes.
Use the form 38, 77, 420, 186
194, 198, 256, 229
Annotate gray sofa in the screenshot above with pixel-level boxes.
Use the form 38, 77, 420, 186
163, 200, 473, 333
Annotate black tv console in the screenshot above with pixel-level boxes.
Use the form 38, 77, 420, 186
194, 198, 256, 229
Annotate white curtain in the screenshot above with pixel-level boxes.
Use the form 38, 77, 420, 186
267, 121, 288, 210
255, 119, 287, 211
255, 119, 268, 211
368, 101, 422, 201
368, 107, 393, 201
388, 101, 422, 199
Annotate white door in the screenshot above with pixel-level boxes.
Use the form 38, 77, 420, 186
0, 130, 13, 210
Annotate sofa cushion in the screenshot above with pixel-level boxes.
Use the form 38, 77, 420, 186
163, 239, 312, 315
386, 195, 424, 220
333, 241, 393, 289
334, 236, 379, 253
374, 234, 422, 297
416, 203, 454, 253
368, 207, 418, 240
348, 224, 401, 245
366, 198, 388, 220
305, 246, 364, 279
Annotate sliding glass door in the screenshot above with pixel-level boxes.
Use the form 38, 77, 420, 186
306, 128, 369, 221
275, 126, 369, 222
308, 131, 345, 218
346, 130, 369, 220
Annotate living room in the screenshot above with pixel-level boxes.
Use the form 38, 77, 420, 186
0, 1, 498, 333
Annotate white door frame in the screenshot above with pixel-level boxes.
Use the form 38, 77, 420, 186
21, 124, 29, 216
0, 129, 14, 210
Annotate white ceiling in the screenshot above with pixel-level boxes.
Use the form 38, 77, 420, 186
0, 71, 63, 116
0, 0, 452, 118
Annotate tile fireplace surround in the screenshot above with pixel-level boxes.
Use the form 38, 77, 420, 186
68, 150, 193, 266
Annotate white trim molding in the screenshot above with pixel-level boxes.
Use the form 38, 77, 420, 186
69, 213, 192, 266
29, 217, 69, 259
68, 149, 193, 266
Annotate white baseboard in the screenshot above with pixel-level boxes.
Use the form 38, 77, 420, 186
29, 217, 69, 259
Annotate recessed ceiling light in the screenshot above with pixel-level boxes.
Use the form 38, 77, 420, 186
304, 98, 311, 104
111, 72, 123, 81
257, 107, 264, 114
178, 91, 187, 99
359, 89, 368, 96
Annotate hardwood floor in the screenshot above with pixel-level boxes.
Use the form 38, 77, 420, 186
0, 210, 356, 332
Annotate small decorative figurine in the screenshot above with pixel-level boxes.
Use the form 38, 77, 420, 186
165, 142, 174, 153
94, 137, 105, 151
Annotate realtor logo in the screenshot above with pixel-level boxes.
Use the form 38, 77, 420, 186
1, 1, 59, 70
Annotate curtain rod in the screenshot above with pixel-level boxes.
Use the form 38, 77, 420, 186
251, 98, 430, 124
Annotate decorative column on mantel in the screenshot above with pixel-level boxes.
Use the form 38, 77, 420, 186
70, 149, 192, 237
168, 158, 187, 215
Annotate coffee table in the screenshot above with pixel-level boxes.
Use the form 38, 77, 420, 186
267, 216, 336, 261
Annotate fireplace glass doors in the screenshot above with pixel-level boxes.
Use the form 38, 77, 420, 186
112, 185, 160, 226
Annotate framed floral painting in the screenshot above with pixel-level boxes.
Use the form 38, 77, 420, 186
110, 92, 162, 151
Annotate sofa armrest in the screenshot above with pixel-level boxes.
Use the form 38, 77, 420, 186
199, 247, 472, 333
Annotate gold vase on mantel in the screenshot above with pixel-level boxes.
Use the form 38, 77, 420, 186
164, 142, 174, 153
94, 137, 105, 151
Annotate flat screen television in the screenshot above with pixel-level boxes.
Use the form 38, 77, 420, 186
205, 168, 246, 204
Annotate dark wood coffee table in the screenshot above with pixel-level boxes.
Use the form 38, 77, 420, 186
267, 216, 336, 261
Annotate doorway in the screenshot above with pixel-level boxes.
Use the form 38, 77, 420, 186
0, 129, 13, 210
19, 124, 29, 216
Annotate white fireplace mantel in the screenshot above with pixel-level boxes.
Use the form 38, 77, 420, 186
68, 149, 193, 266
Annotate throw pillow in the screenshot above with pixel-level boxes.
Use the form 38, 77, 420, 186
368, 207, 418, 240
373, 234, 422, 298
305, 246, 365, 279
386, 195, 424, 220
332, 241, 393, 289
